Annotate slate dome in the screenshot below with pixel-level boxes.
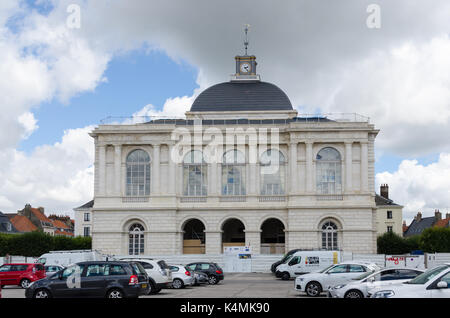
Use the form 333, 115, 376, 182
190, 81, 293, 112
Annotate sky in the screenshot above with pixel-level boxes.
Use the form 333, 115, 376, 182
0, 0, 450, 222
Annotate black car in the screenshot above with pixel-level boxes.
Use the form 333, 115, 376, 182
25, 261, 149, 298
270, 249, 302, 273
186, 263, 224, 285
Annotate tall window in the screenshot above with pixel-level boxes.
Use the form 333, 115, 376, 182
321, 221, 338, 250
222, 149, 246, 195
126, 149, 151, 196
260, 149, 286, 195
84, 212, 90, 222
316, 147, 342, 194
183, 150, 207, 196
128, 223, 145, 255
83, 226, 90, 237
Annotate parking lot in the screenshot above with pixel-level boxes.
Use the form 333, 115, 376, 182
0, 273, 322, 298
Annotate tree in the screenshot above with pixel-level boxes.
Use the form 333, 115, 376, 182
377, 232, 409, 254
419, 227, 450, 253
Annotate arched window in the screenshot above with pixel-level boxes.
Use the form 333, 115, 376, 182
260, 149, 286, 195
183, 150, 207, 196
222, 149, 246, 196
126, 149, 150, 196
316, 147, 342, 194
321, 221, 338, 250
128, 223, 145, 255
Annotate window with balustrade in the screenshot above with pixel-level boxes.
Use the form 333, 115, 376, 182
316, 147, 342, 195
183, 150, 207, 196
260, 149, 286, 195
126, 149, 151, 196
222, 149, 246, 196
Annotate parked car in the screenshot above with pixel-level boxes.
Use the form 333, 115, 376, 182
276, 250, 341, 280
370, 264, 450, 298
328, 267, 424, 298
271, 249, 302, 273
44, 265, 65, 278
0, 263, 46, 288
186, 262, 224, 285
25, 261, 149, 298
168, 264, 194, 289
294, 262, 380, 297
192, 271, 209, 286
118, 258, 172, 294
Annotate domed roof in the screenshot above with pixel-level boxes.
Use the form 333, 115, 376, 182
190, 81, 293, 112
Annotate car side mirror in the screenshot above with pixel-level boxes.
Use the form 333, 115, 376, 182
437, 281, 448, 289
369, 277, 375, 283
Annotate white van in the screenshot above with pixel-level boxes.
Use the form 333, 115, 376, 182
275, 250, 341, 280
36, 250, 105, 267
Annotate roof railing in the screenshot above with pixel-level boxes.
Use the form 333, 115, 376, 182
99, 113, 370, 126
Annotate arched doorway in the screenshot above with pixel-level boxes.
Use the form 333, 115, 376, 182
182, 219, 206, 254
221, 218, 245, 252
260, 218, 285, 254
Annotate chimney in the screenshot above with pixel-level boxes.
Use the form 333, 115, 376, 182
415, 212, 422, 222
434, 209, 442, 221
380, 184, 389, 199
38, 207, 45, 214
446, 213, 450, 220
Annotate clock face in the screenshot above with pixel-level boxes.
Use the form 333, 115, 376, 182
240, 62, 251, 73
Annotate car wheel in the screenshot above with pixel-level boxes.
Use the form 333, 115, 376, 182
172, 278, 184, 289
305, 282, 322, 297
34, 289, 51, 298
107, 289, 124, 298
345, 290, 364, 298
208, 275, 218, 285
20, 279, 31, 289
281, 272, 290, 280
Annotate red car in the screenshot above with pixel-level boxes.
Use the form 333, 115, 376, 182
0, 263, 46, 288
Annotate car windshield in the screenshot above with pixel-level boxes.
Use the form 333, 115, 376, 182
157, 260, 169, 269
282, 255, 294, 264
406, 265, 449, 285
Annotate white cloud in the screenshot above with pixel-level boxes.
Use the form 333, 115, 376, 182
376, 153, 450, 223
2, 0, 450, 216
0, 126, 95, 216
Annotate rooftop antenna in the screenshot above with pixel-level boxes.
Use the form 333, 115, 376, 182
244, 24, 250, 55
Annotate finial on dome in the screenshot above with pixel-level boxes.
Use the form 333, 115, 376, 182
244, 24, 250, 55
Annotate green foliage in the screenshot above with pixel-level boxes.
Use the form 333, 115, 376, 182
377, 228, 450, 254
377, 232, 409, 254
418, 227, 450, 253
0, 231, 92, 257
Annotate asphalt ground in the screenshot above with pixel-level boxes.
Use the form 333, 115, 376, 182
0, 272, 324, 298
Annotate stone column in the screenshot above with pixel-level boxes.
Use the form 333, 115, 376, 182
98, 145, 106, 195
205, 231, 223, 254
210, 146, 218, 195
245, 230, 261, 255
168, 143, 176, 195
289, 141, 297, 194
360, 141, 369, 192
114, 144, 122, 196
249, 143, 257, 195
345, 141, 353, 193
152, 144, 160, 194
305, 141, 314, 193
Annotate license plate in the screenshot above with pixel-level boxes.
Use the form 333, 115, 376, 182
141, 284, 147, 289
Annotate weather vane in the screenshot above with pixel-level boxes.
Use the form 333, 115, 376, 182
244, 24, 250, 55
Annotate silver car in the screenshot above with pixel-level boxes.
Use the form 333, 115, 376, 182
169, 264, 195, 289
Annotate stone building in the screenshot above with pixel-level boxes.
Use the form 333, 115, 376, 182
89, 52, 379, 256
375, 184, 403, 236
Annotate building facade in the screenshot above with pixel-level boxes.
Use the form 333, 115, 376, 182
74, 200, 94, 237
375, 184, 403, 236
90, 53, 379, 256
